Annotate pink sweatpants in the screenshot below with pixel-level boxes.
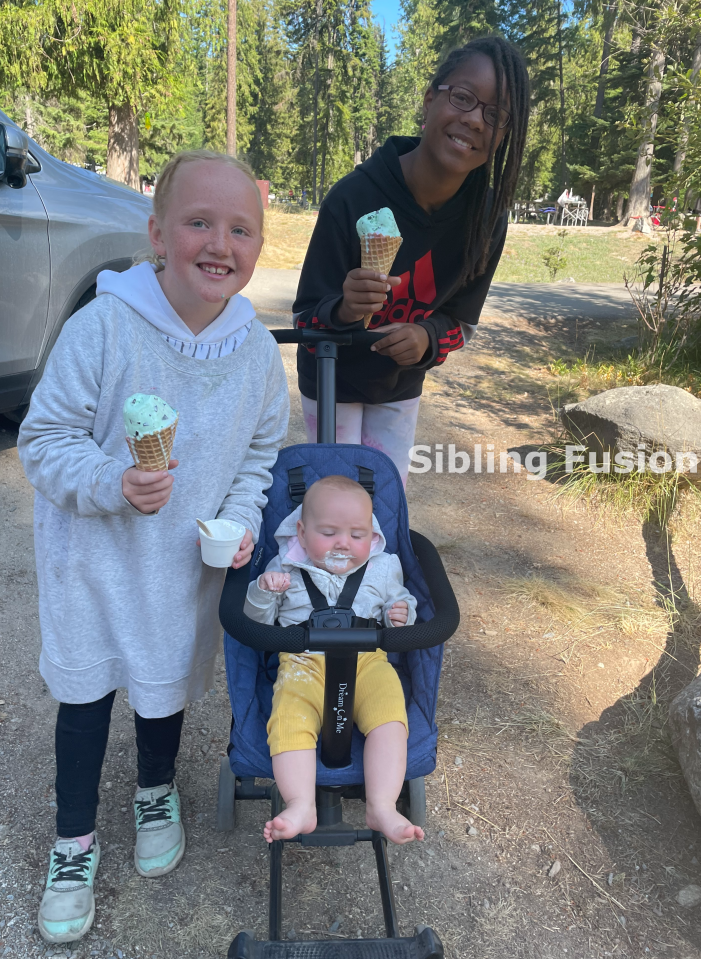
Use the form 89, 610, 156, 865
300, 396, 421, 487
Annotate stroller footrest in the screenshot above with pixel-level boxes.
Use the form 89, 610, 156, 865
228, 928, 444, 958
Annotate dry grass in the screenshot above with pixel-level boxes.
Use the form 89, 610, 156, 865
501, 573, 670, 641
111, 877, 235, 955
496, 709, 579, 743
474, 898, 523, 950
258, 208, 317, 269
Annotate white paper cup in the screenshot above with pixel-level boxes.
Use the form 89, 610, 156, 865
199, 519, 246, 568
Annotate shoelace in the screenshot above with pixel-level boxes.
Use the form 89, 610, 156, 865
135, 793, 174, 827
50, 849, 92, 884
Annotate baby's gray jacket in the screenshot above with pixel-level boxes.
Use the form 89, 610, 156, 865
244, 505, 417, 630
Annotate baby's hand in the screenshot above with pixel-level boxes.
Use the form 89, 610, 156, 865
260, 572, 291, 593
389, 600, 408, 626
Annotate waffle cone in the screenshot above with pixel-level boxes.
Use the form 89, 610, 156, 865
126, 418, 178, 471
360, 234, 403, 327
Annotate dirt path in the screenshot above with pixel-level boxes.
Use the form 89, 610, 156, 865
1, 280, 700, 959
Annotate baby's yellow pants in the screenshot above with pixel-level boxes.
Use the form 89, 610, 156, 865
267, 650, 408, 756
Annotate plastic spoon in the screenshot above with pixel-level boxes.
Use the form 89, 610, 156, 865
196, 518, 214, 538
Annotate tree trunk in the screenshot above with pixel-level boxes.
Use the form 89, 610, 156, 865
311, 0, 322, 205
319, 111, 330, 201
318, 29, 335, 203
616, 192, 625, 221
672, 37, 701, 178
590, 1, 618, 159
594, 3, 617, 121
24, 95, 36, 139
107, 103, 140, 190
227, 0, 237, 156
625, 42, 666, 230
556, 0, 567, 188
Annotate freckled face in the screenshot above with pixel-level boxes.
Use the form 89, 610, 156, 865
422, 52, 510, 179
148, 160, 264, 305
297, 489, 374, 575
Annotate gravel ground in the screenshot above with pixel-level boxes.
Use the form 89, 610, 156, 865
2, 278, 701, 959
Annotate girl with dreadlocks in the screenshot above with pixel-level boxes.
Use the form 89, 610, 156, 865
293, 37, 530, 484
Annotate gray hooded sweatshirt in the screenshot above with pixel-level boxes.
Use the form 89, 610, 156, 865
18, 270, 289, 716
244, 505, 417, 632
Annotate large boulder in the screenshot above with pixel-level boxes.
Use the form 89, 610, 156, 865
670, 679, 701, 819
560, 384, 701, 465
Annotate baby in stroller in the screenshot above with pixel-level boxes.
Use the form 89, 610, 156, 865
244, 474, 425, 846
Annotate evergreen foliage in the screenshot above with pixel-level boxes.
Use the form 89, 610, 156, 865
0, 0, 699, 217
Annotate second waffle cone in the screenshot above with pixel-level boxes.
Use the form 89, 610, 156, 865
360, 234, 402, 328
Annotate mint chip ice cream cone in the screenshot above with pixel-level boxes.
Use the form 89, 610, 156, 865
124, 394, 179, 472
356, 208, 403, 328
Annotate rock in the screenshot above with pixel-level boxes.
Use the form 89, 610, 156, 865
670, 677, 701, 819
560, 384, 701, 470
467, 826, 478, 837
454, 756, 463, 767
676, 884, 701, 908
548, 860, 562, 878
530, 844, 540, 853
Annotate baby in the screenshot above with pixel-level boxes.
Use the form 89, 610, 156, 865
244, 475, 424, 845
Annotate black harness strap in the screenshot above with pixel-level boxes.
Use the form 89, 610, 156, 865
300, 563, 368, 612
287, 466, 307, 505
356, 466, 375, 499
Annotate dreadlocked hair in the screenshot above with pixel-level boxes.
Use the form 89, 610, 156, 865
430, 36, 529, 283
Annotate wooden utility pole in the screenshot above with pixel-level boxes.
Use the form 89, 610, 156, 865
312, 0, 322, 205
556, 0, 567, 189
227, 0, 237, 156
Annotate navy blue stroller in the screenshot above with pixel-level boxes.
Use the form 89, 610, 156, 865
218, 328, 460, 958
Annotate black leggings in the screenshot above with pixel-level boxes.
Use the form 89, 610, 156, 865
55, 691, 184, 838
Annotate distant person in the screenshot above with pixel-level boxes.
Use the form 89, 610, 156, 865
18, 150, 289, 945
293, 37, 530, 485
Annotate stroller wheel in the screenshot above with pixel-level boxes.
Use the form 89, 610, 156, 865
217, 755, 237, 831
408, 777, 426, 828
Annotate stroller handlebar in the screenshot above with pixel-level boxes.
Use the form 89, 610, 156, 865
219, 531, 460, 654
270, 328, 391, 348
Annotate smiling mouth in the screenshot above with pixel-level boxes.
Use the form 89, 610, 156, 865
448, 134, 476, 150
198, 263, 232, 276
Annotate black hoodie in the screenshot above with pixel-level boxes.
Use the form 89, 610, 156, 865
292, 135, 507, 405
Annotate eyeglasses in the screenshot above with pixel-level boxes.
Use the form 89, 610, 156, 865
437, 85, 511, 130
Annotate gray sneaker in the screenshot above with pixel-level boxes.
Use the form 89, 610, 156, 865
38, 837, 100, 943
134, 782, 185, 877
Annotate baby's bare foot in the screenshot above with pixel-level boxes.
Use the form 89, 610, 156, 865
263, 799, 317, 843
366, 803, 425, 844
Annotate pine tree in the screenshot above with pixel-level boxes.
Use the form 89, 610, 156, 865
0, 0, 183, 188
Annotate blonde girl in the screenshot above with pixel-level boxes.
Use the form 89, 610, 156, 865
18, 150, 289, 944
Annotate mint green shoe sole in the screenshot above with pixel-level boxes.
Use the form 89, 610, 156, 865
38, 898, 95, 944
134, 830, 186, 878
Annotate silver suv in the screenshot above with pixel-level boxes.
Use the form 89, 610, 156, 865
0, 109, 151, 419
